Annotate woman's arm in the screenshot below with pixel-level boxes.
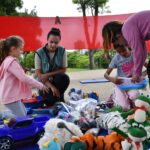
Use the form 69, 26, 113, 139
40, 68, 66, 81
122, 23, 147, 82
36, 69, 60, 97
35, 50, 67, 81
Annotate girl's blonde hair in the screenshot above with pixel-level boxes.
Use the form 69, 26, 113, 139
0, 36, 24, 65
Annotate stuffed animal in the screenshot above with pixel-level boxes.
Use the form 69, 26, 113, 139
80, 132, 124, 150
114, 96, 150, 150
64, 137, 86, 150
96, 111, 130, 132
87, 91, 99, 102
79, 133, 97, 150
64, 132, 124, 150
121, 95, 150, 123
41, 137, 61, 150
115, 119, 150, 150
97, 132, 125, 150
68, 88, 84, 101
38, 118, 83, 149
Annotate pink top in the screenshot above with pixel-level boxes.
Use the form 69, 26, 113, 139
122, 10, 150, 76
0, 56, 43, 104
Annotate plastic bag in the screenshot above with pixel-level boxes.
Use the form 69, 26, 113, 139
73, 98, 98, 121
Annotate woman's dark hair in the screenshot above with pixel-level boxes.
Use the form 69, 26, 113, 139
0, 36, 23, 65
102, 21, 123, 50
47, 28, 61, 40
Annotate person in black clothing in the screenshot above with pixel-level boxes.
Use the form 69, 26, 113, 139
35, 28, 70, 106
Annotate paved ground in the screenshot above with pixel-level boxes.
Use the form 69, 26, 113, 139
65, 69, 115, 101
65, 69, 149, 101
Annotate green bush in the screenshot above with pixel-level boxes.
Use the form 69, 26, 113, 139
20, 52, 35, 69
67, 51, 89, 68
20, 50, 111, 70
94, 50, 109, 69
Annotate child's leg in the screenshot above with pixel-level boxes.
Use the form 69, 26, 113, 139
113, 86, 130, 110
127, 90, 140, 102
5, 100, 27, 117
0, 105, 16, 119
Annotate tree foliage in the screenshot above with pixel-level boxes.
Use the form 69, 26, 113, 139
68, 51, 89, 68
72, 0, 109, 16
72, 0, 110, 69
19, 50, 110, 70
20, 52, 35, 69
67, 50, 109, 69
0, 0, 37, 16
0, 0, 22, 15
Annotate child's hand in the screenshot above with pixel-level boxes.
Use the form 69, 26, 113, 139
131, 75, 140, 83
42, 85, 49, 94
112, 77, 123, 84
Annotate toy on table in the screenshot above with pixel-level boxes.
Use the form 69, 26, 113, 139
111, 95, 150, 150
114, 118, 150, 150
27, 108, 54, 119
64, 132, 125, 150
38, 118, 83, 149
41, 137, 61, 150
58, 110, 98, 134
68, 88, 84, 101
22, 95, 44, 109
85, 91, 100, 102
57, 111, 85, 124
74, 98, 98, 121
117, 77, 148, 91
50, 102, 74, 117
27, 102, 73, 117
96, 101, 116, 112
96, 111, 130, 132
0, 116, 49, 150
64, 140, 86, 150
121, 95, 150, 123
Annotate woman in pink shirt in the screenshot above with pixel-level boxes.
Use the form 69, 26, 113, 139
0, 36, 48, 117
102, 10, 150, 83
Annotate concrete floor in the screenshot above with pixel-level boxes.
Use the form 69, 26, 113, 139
65, 69, 149, 101
65, 69, 116, 101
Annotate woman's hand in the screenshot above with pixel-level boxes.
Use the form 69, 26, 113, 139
50, 85, 60, 98
42, 85, 49, 94
39, 74, 49, 82
45, 81, 60, 97
111, 77, 123, 84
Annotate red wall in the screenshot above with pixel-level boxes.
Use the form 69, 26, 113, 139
0, 14, 150, 51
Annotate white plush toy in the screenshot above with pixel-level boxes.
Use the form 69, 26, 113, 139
134, 95, 150, 123
121, 95, 150, 123
38, 118, 83, 149
68, 88, 84, 101
96, 111, 130, 132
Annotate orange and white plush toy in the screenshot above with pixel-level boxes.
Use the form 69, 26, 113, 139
65, 132, 125, 150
